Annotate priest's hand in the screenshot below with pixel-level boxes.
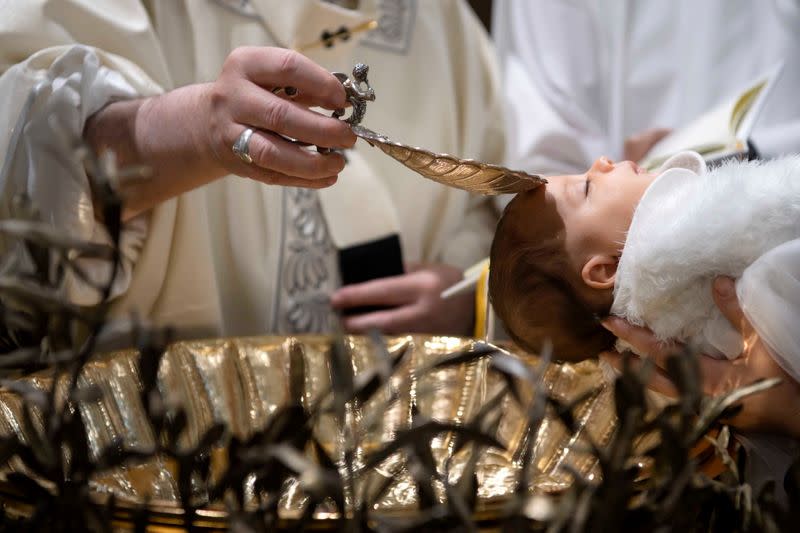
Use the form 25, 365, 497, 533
600, 276, 800, 439
330, 263, 475, 336
196, 46, 355, 185
85, 47, 355, 220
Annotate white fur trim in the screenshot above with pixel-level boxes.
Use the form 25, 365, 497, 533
611, 155, 800, 359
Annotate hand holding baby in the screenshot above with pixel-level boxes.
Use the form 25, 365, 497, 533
601, 276, 800, 440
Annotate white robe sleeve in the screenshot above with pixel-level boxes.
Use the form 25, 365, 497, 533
0, 44, 163, 305
737, 238, 800, 384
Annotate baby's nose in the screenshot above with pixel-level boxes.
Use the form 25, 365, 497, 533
590, 156, 615, 173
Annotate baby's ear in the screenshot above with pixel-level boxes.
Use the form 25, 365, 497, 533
581, 255, 617, 290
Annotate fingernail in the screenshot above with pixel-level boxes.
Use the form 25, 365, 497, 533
713, 277, 734, 298
600, 317, 616, 332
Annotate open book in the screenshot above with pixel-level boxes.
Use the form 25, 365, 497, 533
640, 63, 784, 170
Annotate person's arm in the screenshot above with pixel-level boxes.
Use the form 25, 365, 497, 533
1, 43, 354, 306
601, 276, 800, 440
85, 47, 356, 221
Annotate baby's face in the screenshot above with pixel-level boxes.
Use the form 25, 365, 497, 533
547, 157, 656, 266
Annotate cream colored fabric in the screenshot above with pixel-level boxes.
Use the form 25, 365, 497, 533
341, 0, 504, 269
0, 0, 502, 337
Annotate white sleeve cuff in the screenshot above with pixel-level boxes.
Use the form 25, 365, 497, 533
1, 45, 158, 305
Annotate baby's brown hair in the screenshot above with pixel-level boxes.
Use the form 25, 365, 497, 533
489, 188, 614, 361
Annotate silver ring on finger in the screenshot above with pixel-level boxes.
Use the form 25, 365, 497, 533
232, 127, 255, 164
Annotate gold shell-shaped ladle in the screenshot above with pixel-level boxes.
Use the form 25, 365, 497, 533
352, 125, 546, 195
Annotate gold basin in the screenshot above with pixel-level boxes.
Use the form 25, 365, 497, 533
0, 335, 619, 528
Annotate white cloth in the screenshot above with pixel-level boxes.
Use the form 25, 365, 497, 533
738, 239, 800, 384
0, 46, 158, 305
492, 0, 800, 178
611, 153, 800, 374
0, 0, 503, 337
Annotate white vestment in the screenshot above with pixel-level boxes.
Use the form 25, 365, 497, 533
492, 0, 800, 176
611, 152, 800, 384
0, 0, 503, 337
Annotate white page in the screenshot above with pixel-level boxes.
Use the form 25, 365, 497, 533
641, 62, 785, 168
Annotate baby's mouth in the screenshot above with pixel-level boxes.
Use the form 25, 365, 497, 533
623, 161, 645, 175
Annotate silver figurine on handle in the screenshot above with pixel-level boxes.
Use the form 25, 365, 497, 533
331, 63, 375, 126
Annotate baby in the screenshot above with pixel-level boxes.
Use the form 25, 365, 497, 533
489, 152, 800, 362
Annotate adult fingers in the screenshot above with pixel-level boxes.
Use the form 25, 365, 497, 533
270, 87, 349, 109
601, 316, 683, 367
229, 126, 346, 180
235, 165, 338, 189
599, 351, 679, 398
712, 276, 747, 335
330, 274, 419, 310
341, 304, 423, 334
227, 47, 347, 110
232, 83, 355, 150
225, 132, 338, 188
